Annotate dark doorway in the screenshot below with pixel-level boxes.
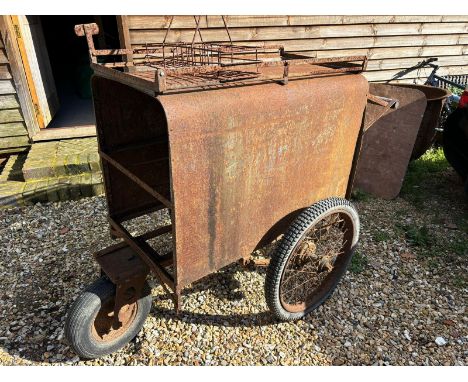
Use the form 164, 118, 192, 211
39, 15, 120, 129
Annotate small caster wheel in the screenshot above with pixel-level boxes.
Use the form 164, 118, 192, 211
65, 276, 152, 359
265, 197, 360, 321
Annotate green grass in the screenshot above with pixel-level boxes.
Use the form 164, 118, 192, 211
456, 217, 468, 234
395, 208, 409, 217
373, 231, 391, 242
349, 250, 368, 274
401, 148, 450, 207
449, 239, 468, 256
453, 274, 467, 289
351, 189, 372, 202
427, 257, 440, 271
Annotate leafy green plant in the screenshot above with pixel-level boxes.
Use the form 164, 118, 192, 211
427, 257, 440, 271
349, 251, 368, 274
446, 85, 463, 97
453, 275, 467, 289
397, 223, 432, 247
406, 225, 431, 247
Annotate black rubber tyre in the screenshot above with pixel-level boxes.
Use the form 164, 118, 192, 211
265, 197, 360, 321
65, 276, 152, 359
443, 107, 468, 181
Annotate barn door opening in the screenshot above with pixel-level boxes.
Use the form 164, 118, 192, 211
11, 15, 57, 129
12, 15, 120, 136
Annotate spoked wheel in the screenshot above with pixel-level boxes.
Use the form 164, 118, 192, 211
65, 276, 152, 359
265, 197, 359, 321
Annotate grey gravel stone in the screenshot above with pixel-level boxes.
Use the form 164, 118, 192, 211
0, 167, 467, 366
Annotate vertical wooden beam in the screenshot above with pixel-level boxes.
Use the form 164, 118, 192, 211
0, 15, 40, 138
116, 16, 134, 72
10, 15, 45, 129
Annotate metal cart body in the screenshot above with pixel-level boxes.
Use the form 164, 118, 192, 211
93, 74, 368, 299
64, 21, 392, 359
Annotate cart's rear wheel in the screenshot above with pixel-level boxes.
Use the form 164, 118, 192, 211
265, 197, 359, 321
65, 276, 152, 359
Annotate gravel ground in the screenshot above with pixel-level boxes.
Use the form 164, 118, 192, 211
0, 159, 467, 366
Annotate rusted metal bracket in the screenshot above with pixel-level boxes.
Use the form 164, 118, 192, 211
367, 93, 399, 108
95, 215, 177, 321
113, 276, 148, 329
94, 244, 150, 327
155, 68, 167, 93
364, 93, 399, 131
282, 62, 289, 85
74, 23, 100, 63
107, 216, 178, 309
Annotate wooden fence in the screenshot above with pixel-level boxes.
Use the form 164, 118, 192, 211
124, 15, 468, 83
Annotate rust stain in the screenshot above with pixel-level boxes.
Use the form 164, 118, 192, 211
160, 74, 368, 288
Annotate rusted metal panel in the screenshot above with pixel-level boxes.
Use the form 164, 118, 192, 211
159, 74, 368, 289
92, 77, 171, 221
393, 84, 450, 160
353, 83, 427, 199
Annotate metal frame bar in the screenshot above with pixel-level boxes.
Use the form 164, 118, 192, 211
91, 58, 366, 96
99, 150, 173, 208
97, 143, 178, 305
108, 216, 177, 305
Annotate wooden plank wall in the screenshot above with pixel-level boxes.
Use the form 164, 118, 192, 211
0, 33, 29, 154
126, 15, 468, 83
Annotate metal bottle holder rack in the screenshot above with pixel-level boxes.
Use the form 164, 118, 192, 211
75, 17, 368, 95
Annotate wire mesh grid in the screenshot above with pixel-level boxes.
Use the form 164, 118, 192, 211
134, 42, 264, 70
434, 74, 468, 89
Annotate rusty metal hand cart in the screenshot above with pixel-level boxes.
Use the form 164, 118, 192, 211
65, 20, 373, 359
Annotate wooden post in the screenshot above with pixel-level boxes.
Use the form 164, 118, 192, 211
116, 16, 134, 72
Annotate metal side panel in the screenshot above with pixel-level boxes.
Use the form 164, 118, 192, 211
160, 74, 369, 289
353, 84, 427, 199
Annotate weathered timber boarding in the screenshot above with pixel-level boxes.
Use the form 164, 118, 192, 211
1, 15, 468, 150
0, 32, 29, 154
125, 15, 468, 83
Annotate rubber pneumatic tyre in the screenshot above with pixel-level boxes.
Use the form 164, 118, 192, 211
265, 197, 360, 321
65, 276, 152, 359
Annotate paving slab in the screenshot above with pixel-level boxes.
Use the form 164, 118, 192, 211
22, 138, 100, 180
0, 138, 104, 208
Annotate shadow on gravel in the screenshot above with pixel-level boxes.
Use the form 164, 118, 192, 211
152, 307, 276, 328
401, 148, 468, 209
149, 264, 277, 328
1, 259, 274, 364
